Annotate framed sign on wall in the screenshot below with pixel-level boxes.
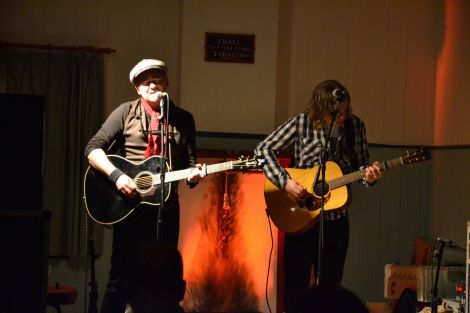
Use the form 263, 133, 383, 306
205, 32, 255, 64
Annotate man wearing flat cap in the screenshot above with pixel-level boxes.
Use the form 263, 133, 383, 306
85, 58, 203, 313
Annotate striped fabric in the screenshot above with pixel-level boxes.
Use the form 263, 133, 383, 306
255, 112, 370, 220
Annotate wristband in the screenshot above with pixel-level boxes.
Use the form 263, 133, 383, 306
109, 168, 124, 184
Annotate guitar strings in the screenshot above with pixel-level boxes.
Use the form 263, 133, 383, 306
128, 158, 258, 189
133, 175, 154, 188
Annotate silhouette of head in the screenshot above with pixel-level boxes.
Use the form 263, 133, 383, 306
290, 285, 369, 313
125, 239, 186, 312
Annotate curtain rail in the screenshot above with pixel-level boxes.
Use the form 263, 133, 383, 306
0, 40, 116, 54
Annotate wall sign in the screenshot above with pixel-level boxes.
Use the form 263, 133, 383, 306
205, 32, 255, 64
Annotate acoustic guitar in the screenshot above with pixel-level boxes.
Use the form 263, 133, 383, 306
264, 150, 431, 234
84, 155, 265, 225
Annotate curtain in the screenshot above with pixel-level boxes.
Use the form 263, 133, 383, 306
0, 47, 105, 258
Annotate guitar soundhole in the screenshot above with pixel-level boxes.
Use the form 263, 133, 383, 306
313, 180, 330, 197
135, 171, 154, 193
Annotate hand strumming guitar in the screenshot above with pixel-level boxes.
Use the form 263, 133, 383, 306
284, 179, 309, 200
116, 174, 137, 197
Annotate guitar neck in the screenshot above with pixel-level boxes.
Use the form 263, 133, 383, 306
152, 161, 236, 184
328, 157, 404, 189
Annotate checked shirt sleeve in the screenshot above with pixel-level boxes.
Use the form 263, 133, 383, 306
353, 116, 370, 168
255, 116, 298, 190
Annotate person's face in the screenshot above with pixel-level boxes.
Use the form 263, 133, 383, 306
323, 103, 349, 128
135, 70, 169, 105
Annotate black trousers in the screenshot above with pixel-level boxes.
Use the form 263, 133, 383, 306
283, 215, 349, 312
100, 200, 180, 313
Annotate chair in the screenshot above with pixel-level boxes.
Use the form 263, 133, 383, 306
47, 284, 78, 313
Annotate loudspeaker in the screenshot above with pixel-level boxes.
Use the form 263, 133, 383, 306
0, 209, 51, 313
0, 93, 44, 211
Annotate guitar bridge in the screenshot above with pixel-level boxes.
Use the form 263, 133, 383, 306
293, 180, 332, 211
297, 193, 331, 211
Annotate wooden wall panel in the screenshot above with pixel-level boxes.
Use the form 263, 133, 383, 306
279, 0, 437, 145
344, 147, 432, 302
180, 0, 279, 134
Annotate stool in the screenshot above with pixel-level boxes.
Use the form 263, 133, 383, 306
47, 285, 78, 313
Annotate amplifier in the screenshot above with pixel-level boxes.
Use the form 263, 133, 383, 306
384, 264, 465, 302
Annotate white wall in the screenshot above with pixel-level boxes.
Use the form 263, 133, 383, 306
180, 0, 279, 134
3, 0, 466, 145
278, 0, 438, 146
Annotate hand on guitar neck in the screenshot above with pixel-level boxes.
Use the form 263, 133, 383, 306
362, 161, 383, 185
186, 163, 205, 184
284, 161, 383, 201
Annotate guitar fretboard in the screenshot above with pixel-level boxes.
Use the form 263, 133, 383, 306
206, 161, 237, 175
152, 161, 236, 184
328, 157, 404, 189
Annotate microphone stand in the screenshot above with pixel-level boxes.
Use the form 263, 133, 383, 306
431, 240, 446, 313
314, 107, 341, 286
156, 93, 170, 240
85, 216, 98, 313
87, 236, 98, 313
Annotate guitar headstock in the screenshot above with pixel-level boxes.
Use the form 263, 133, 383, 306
401, 149, 431, 165
232, 156, 266, 171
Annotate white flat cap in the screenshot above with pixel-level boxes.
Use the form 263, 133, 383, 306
129, 59, 167, 84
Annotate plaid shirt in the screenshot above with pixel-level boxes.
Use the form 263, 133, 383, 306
255, 112, 370, 220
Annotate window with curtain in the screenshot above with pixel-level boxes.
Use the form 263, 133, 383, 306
0, 46, 105, 258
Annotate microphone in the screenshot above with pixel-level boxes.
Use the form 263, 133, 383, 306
437, 237, 456, 247
155, 91, 168, 100
332, 88, 346, 103
156, 91, 168, 120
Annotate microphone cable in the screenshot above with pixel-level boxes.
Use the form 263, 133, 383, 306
264, 208, 274, 313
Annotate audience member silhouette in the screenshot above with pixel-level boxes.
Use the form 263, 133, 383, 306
125, 239, 186, 313
289, 285, 369, 313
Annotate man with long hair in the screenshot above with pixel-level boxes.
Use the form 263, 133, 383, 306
255, 79, 382, 312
